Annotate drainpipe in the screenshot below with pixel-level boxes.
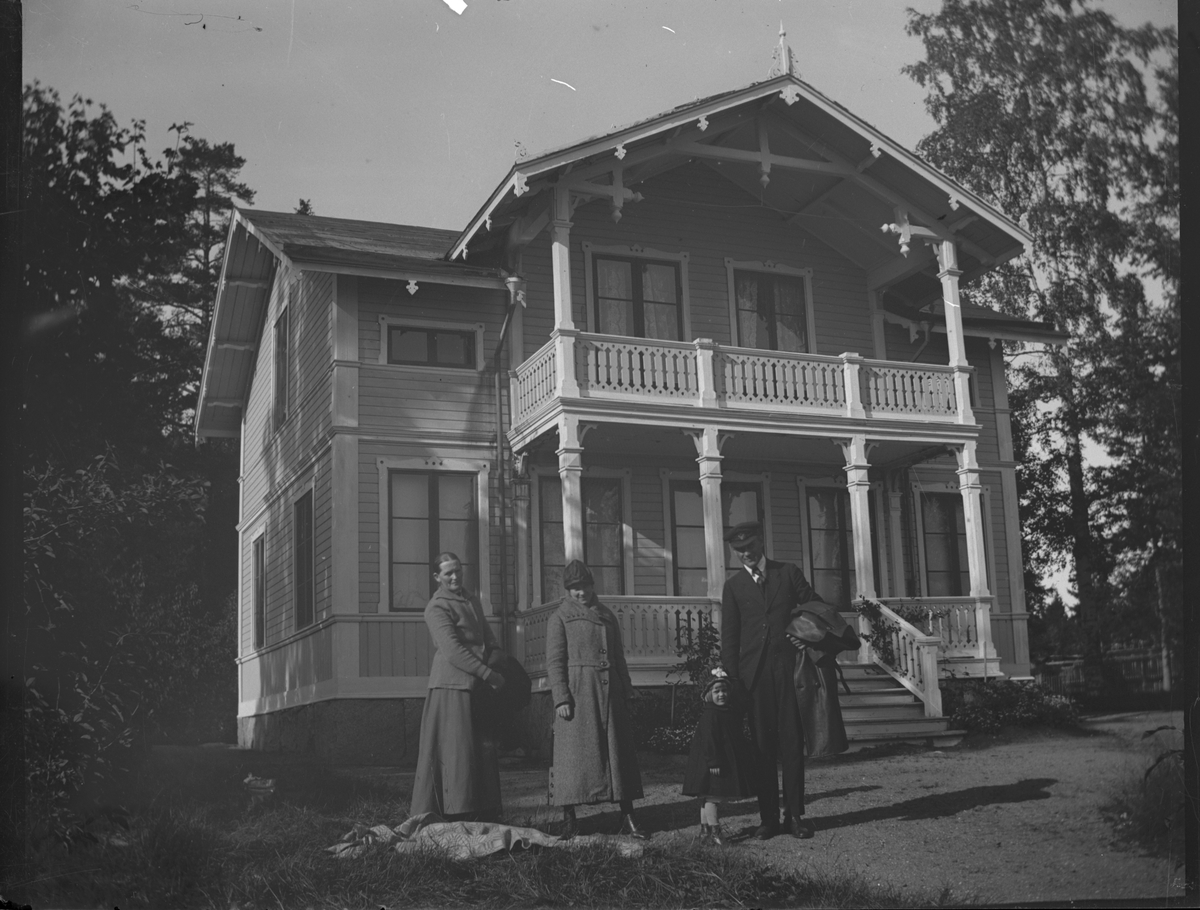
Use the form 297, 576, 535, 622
492, 274, 525, 652
910, 321, 931, 362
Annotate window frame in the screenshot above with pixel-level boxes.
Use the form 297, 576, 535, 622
583, 242, 691, 341
658, 470, 773, 597
273, 298, 291, 429
530, 466, 634, 605
376, 456, 493, 613
911, 479, 995, 599
796, 477, 885, 605
377, 315, 485, 371
252, 533, 266, 650
292, 487, 315, 632
724, 259, 817, 354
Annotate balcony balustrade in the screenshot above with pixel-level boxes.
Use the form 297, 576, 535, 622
510, 331, 965, 432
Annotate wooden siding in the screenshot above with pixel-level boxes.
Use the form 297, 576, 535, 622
358, 443, 382, 613
239, 270, 334, 655
240, 623, 334, 702
355, 276, 506, 438
520, 161, 875, 361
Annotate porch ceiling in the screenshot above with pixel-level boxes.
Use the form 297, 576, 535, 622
527, 421, 958, 475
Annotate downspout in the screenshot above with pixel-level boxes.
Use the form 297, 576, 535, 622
492, 274, 525, 652
910, 321, 931, 362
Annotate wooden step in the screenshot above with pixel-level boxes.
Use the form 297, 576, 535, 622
838, 691, 919, 707
841, 703, 925, 722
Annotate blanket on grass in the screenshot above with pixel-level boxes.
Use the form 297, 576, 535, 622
326, 812, 645, 860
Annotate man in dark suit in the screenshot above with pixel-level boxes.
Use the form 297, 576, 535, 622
720, 520, 819, 839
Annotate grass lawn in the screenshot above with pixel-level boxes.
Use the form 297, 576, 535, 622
4, 746, 970, 910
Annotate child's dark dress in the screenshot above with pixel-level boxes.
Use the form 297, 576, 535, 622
681, 702, 757, 798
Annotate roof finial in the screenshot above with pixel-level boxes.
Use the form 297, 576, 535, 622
768, 21, 799, 79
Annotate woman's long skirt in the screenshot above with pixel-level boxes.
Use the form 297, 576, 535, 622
410, 687, 501, 819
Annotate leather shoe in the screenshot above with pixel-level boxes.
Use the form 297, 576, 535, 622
788, 817, 815, 839
754, 821, 780, 840
619, 814, 649, 839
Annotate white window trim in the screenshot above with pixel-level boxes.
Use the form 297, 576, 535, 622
725, 258, 818, 355
531, 465, 635, 606
582, 241, 692, 341
289, 478, 316, 635
795, 476, 887, 598
659, 469, 773, 596
377, 315, 486, 371
910, 479, 994, 599
242, 514, 268, 658
376, 456, 493, 613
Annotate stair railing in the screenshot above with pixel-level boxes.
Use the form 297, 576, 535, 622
854, 598, 943, 718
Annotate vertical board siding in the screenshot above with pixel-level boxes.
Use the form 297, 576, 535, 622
358, 444, 382, 613
359, 617, 435, 677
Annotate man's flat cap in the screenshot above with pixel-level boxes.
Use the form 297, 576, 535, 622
724, 521, 763, 547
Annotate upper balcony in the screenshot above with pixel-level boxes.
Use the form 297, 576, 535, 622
508, 328, 974, 450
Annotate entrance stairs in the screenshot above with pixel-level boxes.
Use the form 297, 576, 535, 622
835, 662, 965, 750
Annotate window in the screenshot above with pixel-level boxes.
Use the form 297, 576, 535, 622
669, 481, 762, 597
593, 256, 683, 340
387, 324, 476, 368
733, 270, 811, 352
388, 471, 478, 611
920, 492, 971, 597
804, 486, 881, 606
293, 491, 314, 630
539, 475, 625, 598
274, 306, 290, 426
252, 535, 265, 649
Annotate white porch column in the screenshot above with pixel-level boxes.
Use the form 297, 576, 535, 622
512, 456, 531, 611
551, 186, 575, 332
936, 240, 975, 426
839, 435, 877, 601
557, 415, 587, 564
688, 428, 729, 609
955, 440, 997, 662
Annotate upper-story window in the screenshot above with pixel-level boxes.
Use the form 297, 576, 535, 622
273, 305, 290, 427
377, 316, 484, 371
389, 325, 476, 368
584, 242, 691, 341
725, 259, 816, 354
595, 257, 682, 340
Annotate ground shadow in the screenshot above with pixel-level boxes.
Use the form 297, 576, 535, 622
805, 784, 883, 804
816, 777, 1057, 830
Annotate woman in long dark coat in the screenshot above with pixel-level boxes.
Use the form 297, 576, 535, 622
547, 559, 647, 838
410, 552, 506, 821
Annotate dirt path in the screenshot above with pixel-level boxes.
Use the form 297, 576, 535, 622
489, 710, 1186, 905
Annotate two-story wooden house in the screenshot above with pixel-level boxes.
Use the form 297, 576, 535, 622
197, 51, 1066, 762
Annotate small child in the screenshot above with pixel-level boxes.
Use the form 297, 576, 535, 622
681, 668, 757, 845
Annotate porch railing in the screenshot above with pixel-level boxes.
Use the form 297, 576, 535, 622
517, 596, 716, 676
877, 596, 993, 660
855, 599, 943, 718
510, 332, 968, 432
859, 360, 957, 418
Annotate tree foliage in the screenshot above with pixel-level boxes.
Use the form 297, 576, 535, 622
904, 0, 1179, 663
19, 86, 252, 836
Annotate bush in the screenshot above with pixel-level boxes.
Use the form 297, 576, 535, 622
942, 679, 1079, 734
1105, 725, 1184, 859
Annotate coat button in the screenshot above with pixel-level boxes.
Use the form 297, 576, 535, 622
600, 661, 609, 668
602, 678, 608, 685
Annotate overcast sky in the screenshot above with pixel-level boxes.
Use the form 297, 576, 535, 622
24, 0, 1176, 230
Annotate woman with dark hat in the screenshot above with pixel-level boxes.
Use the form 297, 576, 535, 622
546, 559, 647, 839
410, 552, 505, 822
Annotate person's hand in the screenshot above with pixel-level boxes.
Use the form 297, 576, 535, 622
708, 766, 721, 777
556, 703, 574, 720
626, 685, 640, 700
488, 671, 506, 691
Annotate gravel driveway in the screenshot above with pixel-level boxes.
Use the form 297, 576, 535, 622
496, 710, 1186, 905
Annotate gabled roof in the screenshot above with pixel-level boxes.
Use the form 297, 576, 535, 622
448, 72, 1034, 301
194, 209, 507, 440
